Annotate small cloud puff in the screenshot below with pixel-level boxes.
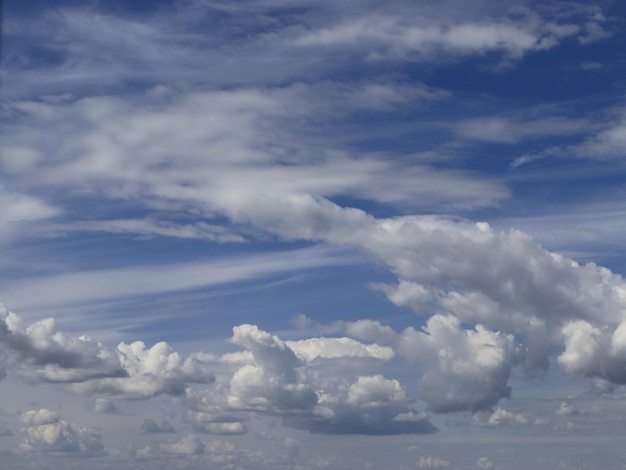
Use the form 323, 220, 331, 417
160, 434, 204, 455
141, 418, 175, 434
417, 456, 451, 468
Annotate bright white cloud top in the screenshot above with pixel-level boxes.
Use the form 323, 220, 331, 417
1, 0, 626, 468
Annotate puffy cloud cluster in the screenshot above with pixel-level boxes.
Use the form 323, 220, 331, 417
0, 303, 436, 436
0, 304, 214, 400
20, 409, 103, 455
557, 319, 626, 384
74, 341, 215, 399
228, 324, 317, 412
0, 306, 123, 382
305, 313, 520, 413
405, 315, 520, 413
225, 324, 435, 435
361, 217, 626, 380
288, 212, 626, 411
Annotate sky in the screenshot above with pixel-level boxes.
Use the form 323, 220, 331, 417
1, 0, 626, 468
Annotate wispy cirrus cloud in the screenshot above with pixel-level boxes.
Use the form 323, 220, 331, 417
0, 246, 356, 312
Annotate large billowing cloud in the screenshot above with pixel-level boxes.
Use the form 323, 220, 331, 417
361, 217, 626, 375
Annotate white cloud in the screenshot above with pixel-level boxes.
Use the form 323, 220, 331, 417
417, 456, 451, 468
141, 418, 175, 434
292, 9, 595, 62
0, 0, 623, 467
400, 315, 520, 412
481, 407, 529, 426
226, 324, 437, 435
227, 324, 317, 412
0, 306, 123, 382
570, 116, 626, 159
11, 206, 619, 418
73, 340, 215, 400
346, 375, 410, 408
0, 245, 354, 312
286, 337, 394, 361
477, 456, 495, 469
456, 116, 587, 144
58, 218, 245, 242
0, 186, 59, 235
555, 401, 579, 416
160, 434, 205, 455
0, 305, 221, 401
358, 217, 626, 374
1, 86, 507, 233
295, 16, 533, 55
20, 408, 103, 455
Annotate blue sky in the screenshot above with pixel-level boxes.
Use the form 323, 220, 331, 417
2, 0, 626, 468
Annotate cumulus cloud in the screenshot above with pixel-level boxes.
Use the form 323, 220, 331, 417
400, 315, 520, 412
285, 337, 394, 361
227, 324, 436, 435
475, 407, 529, 427
0, 305, 218, 402
361, 217, 626, 376
91, 398, 122, 414
417, 456, 451, 468
73, 341, 215, 399
141, 418, 175, 434
160, 434, 204, 455
228, 324, 317, 412
0, 305, 124, 382
171, 322, 430, 436
20, 409, 103, 455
